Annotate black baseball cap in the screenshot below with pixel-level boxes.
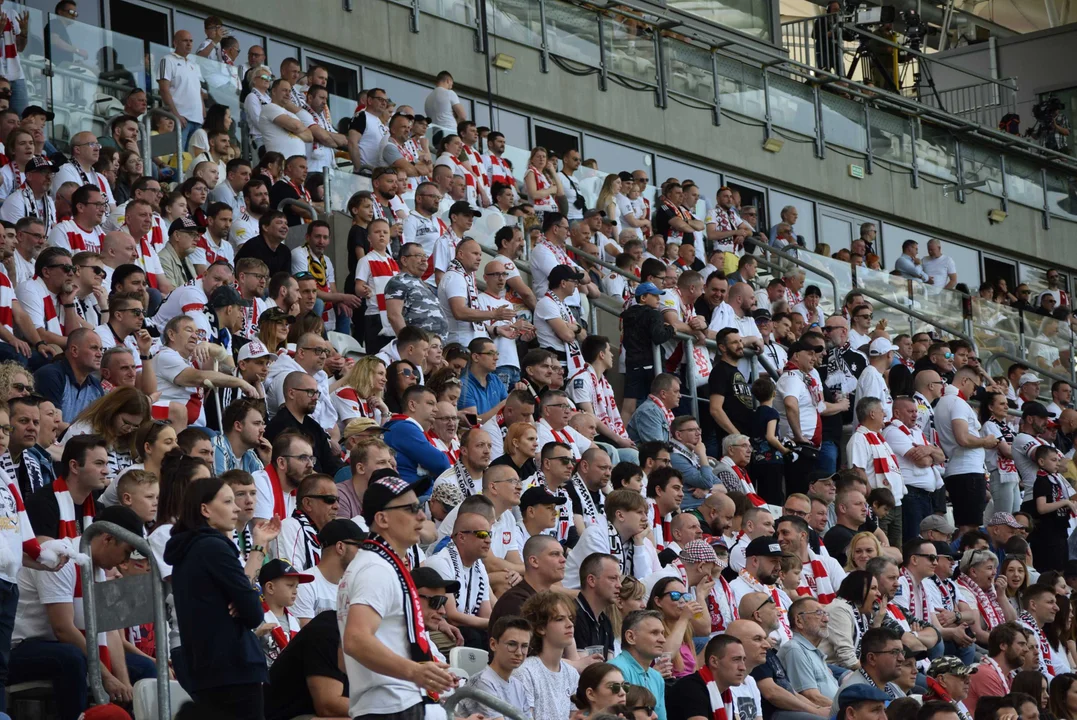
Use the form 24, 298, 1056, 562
520, 486, 567, 511
549, 265, 585, 287
412, 566, 461, 595
21, 105, 54, 121
208, 285, 252, 309
449, 200, 481, 218
745, 536, 784, 558
318, 518, 366, 547
752, 309, 773, 322
932, 540, 957, 560
258, 558, 315, 585
361, 473, 431, 527
1022, 401, 1051, 419
24, 156, 58, 174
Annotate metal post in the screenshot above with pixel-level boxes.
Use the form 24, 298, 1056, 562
711, 51, 722, 127
653, 32, 667, 109
762, 68, 773, 141
955, 139, 966, 203
597, 13, 608, 91
685, 337, 699, 420
1018, 309, 1027, 359
410, 0, 420, 32
324, 167, 333, 214
812, 83, 824, 159
538, 0, 550, 73
1042, 168, 1051, 230
999, 153, 1009, 212
909, 117, 920, 189
653, 343, 663, 377
864, 104, 874, 174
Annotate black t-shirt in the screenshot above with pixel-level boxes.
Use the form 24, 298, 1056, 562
708, 360, 754, 438
347, 225, 370, 280
1027, 472, 1071, 541
264, 611, 348, 720
823, 524, 858, 567
695, 296, 717, 325
489, 580, 537, 629
573, 595, 614, 660
268, 180, 303, 227
752, 648, 795, 719
234, 234, 293, 278
653, 205, 681, 240
750, 406, 783, 464
666, 672, 714, 720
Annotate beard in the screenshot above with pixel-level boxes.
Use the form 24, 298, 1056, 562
758, 570, 780, 586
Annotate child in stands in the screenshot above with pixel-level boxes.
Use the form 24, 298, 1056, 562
257, 559, 313, 667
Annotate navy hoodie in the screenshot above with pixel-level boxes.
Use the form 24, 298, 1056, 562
163, 525, 268, 692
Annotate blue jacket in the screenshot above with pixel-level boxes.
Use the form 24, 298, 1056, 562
163, 525, 267, 693
670, 449, 715, 510
626, 399, 671, 445
33, 358, 103, 424
383, 416, 450, 486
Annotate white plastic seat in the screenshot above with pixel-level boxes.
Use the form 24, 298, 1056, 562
327, 330, 365, 359
449, 646, 490, 678
132, 678, 193, 720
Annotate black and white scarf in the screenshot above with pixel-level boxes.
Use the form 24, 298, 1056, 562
527, 471, 571, 542
859, 668, 898, 700
544, 291, 585, 376
448, 258, 483, 335
292, 508, 321, 568
362, 533, 433, 663
0, 449, 45, 498
446, 541, 487, 615
232, 523, 254, 563
608, 520, 633, 577
453, 462, 479, 498
670, 438, 701, 469
570, 473, 602, 527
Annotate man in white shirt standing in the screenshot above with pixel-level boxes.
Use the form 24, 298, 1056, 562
935, 367, 998, 536
847, 396, 905, 544
156, 30, 204, 149
558, 149, 586, 224
922, 239, 958, 291
260, 79, 312, 159
710, 282, 764, 378
857, 338, 896, 422
884, 396, 944, 543
424, 70, 467, 131
347, 87, 389, 172
439, 238, 512, 346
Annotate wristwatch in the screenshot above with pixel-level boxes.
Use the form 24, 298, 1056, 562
62, 303, 76, 308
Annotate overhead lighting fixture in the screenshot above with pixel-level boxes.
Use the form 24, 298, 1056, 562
492, 53, 516, 71
988, 208, 1007, 224
762, 137, 784, 153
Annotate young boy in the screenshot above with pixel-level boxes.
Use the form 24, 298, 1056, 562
1027, 445, 1074, 571
117, 469, 160, 527
257, 559, 313, 667
457, 616, 533, 716
517, 591, 581, 720
750, 376, 786, 506
867, 488, 896, 524
220, 469, 258, 562
777, 552, 802, 612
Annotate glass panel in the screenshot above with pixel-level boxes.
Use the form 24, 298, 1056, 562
666, 0, 772, 41
664, 37, 714, 105
47, 14, 146, 149
18, 6, 47, 110
488, 0, 543, 47
961, 143, 1003, 198
266, 39, 300, 71
325, 167, 371, 215
602, 15, 656, 86
544, 0, 601, 68
821, 92, 867, 153
1006, 157, 1044, 209
871, 109, 913, 166
189, 54, 242, 134
715, 55, 765, 121
767, 73, 815, 138
420, 0, 474, 26
971, 298, 1024, 376
858, 266, 928, 336
1045, 170, 1077, 222
915, 122, 956, 182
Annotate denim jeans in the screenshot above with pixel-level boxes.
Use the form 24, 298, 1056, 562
10, 639, 87, 720
944, 638, 976, 666
126, 651, 157, 685
495, 365, 521, 388
817, 439, 838, 475
181, 121, 202, 150
989, 472, 1022, 516
902, 488, 936, 543
0, 580, 17, 714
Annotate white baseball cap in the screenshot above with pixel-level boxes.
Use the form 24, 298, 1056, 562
869, 337, 898, 356
237, 341, 277, 362
1019, 372, 1042, 386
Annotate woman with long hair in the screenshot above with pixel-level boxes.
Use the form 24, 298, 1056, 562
1042, 571, 1077, 671
490, 422, 539, 478
257, 309, 292, 353
285, 313, 326, 345
114, 149, 144, 204
164, 476, 277, 719
844, 531, 883, 572
595, 174, 623, 235
523, 146, 560, 214
94, 147, 120, 191
187, 104, 233, 158
425, 367, 461, 407
645, 576, 698, 678
981, 391, 1020, 514
62, 387, 150, 480
423, 335, 446, 377
1049, 672, 1077, 720
610, 576, 645, 656
332, 355, 389, 427
573, 663, 627, 717
255, 151, 284, 185
0, 127, 35, 201
384, 360, 420, 414
1001, 554, 1029, 612
821, 569, 880, 670
161, 190, 188, 224
180, 176, 210, 225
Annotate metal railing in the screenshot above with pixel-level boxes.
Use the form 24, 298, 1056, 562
81, 521, 171, 720
922, 81, 1017, 129
442, 685, 528, 720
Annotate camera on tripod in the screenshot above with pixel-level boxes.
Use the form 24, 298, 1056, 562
1032, 96, 1064, 124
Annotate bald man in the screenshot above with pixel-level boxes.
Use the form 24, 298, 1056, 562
157, 29, 206, 146
658, 511, 703, 567
692, 491, 736, 540
51, 130, 116, 207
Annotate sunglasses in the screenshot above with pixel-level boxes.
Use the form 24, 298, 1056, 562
914, 553, 939, 563
634, 707, 655, 715
10, 382, 31, 393
79, 265, 107, 277
548, 456, 574, 465
383, 501, 423, 515
459, 530, 492, 539
606, 682, 631, 694
115, 307, 144, 317
662, 590, 688, 602
400, 368, 415, 377
306, 494, 339, 505
46, 264, 75, 274
421, 594, 448, 610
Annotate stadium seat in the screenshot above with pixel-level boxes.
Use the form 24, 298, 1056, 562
132, 678, 193, 720
448, 646, 489, 678
328, 330, 365, 359
5, 680, 54, 719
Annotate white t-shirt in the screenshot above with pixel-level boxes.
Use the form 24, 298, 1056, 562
534, 294, 569, 353
0, 468, 28, 583
535, 420, 590, 461
437, 506, 522, 561
157, 52, 204, 123
402, 211, 442, 257
422, 545, 491, 617
293, 564, 339, 621
337, 551, 423, 716
476, 292, 519, 369
615, 194, 641, 239
558, 172, 582, 221
776, 369, 819, 442
424, 87, 462, 130
438, 270, 488, 346
515, 656, 579, 720
935, 392, 985, 477
259, 104, 310, 158
154, 346, 206, 427
13, 562, 104, 649
731, 676, 763, 720
230, 210, 260, 247
529, 242, 581, 307
922, 255, 957, 289
856, 365, 893, 421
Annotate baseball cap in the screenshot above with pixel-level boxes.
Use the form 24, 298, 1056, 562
549, 265, 584, 287
634, 282, 662, 299
869, 337, 899, 356
412, 566, 461, 595
429, 482, 463, 510
361, 474, 431, 527
583, 208, 606, 219
318, 518, 366, 547
932, 540, 957, 560
24, 156, 58, 174
21, 104, 54, 121
1021, 401, 1051, 419
927, 656, 972, 678
745, 536, 784, 558
342, 417, 386, 439
837, 684, 890, 711
919, 514, 956, 536
679, 540, 719, 565
987, 511, 1022, 529
752, 309, 773, 322
1019, 372, 1042, 386
804, 285, 822, 297
258, 558, 315, 585
259, 307, 296, 325
520, 486, 567, 511
168, 215, 202, 236
208, 285, 252, 309
237, 340, 276, 363
448, 200, 481, 217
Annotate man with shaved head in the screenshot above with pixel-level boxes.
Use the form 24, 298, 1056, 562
568, 447, 614, 533
265, 330, 336, 429
489, 534, 565, 627
692, 491, 736, 539
710, 281, 763, 378
157, 29, 205, 147
657, 511, 703, 567
264, 369, 343, 475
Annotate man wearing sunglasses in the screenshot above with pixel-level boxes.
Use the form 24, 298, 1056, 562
16, 246, 91, 350
95, 289, 157, 396
422, 509, 496, 643
277, 473, 340, 573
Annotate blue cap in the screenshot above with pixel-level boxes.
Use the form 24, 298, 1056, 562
634, 282, 662, 299
837, 684, 890, 710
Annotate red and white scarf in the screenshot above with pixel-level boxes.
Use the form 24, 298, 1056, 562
722, 459, 766, 507
0, 271, 15, 333
697, 665, 736, 720
282, 175, 312, 223
449, 259, 485, 338
985, 419, 1018, 475
546, 291, 585, 376
264, 465, 297, 521
855, 425, 901, 490
661, 199, 689, 243
900, 568, 929, 623
708, 206, 741, 251
54, 477, 110, 670
262, 601, 297, 657
536, 236, 574, 269
957, 575, 1005, 629
425, 428, 461, 466
979, 657, 1012, 694
575, 364, 627, 440
485, 153, 513, 189
1020, 610, 1055, 677
445, 154, 479, 207
527, 166, 557, 212
390, 138, 420, 192
782, 361, 823, 447
461, 144, 488, 194
648, 497, 671, 551
648, 394, 675, 426
4, 477, 40, 562
1041, 470, 1077, 534
796, 552, 836, 604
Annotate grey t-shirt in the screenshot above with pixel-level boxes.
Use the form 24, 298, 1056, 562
424, 86, 461, 129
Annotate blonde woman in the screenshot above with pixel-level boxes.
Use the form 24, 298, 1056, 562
610, 575, 646, 656
61, 387, 151, 481
595, 174, 623, 235
524, 146, 560, 214
844, 531, 883, 572
332, 355, 389, 428
0, 362, 33, 403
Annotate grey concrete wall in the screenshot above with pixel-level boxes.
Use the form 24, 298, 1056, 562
181, 0, 1075, 271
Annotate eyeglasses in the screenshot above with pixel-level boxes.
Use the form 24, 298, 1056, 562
546, 403, 572, 410
501, 639, 530, 654
605, 682, 630, 694
855, 314, 873, 320
399, 368, 415, 377
796, 609, 828, 617
421, 593, 448, 610
914, 553, 939, 563
0, 424, 11, 434
458, 530, 492, 539
492, 477, 523, 486
783, 508, 809, 518
484, 272, 509, 278
74, 141, 102, 149
434, 416, 458, 424
282, 453, 315, 465
299, 346, 331, 358
292, 388, 321, 399
79, 265, 107, 277
383, 501, 423, 515
306, 494, 339, 505
870, 648, 907, 658
809, 346, 825, 353
475, 350, 499, 356
401, 253, 428, 259
20, 231, 44, 240
46, 264, 75, 274
662, 590, 688, 602
115, 307, 144, 317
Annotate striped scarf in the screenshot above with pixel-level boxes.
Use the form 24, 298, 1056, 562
527, 166, 557, 211
0, 271, 14, 333
697, 665, 735, 720
2, 475, 40, 563
1020, 610, 1055, 678
607, 519, 633, 577
648, 498, 672, 551
672, 558, 738, 632
291, 508, 321, 568
361, 533, 434, 666
546, 291, 585, 376
855, 425, 902, 491
796, 552, 836, 604
900, 568, 929, 623
570, 473, 602, 527
449, 259, 484, 337
957, 574, 1005, 630
737, 569, 792, 642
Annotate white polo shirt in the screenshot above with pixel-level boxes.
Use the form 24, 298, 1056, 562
157, 52, 204, 124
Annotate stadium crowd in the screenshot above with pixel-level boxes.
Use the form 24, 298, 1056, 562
0, 10, 1075, 720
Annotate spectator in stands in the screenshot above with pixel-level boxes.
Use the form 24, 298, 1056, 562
965, 622, 1028, 715
213, 396, 269, 475
210, 158, 251, 216
347, 87, 389, 171
15, 245, 80, 350
894, 239, 930, 282
276, 473, 339, 572
627, 373, 679, 445
235, 210, 292, 278
609, 609, 669, 720
269, 155, 313, 227
425, 71, 467, 130
33, 326, 104, 421
383, 385, 449, 484
156, 31, 205, 149
440, 237, 510, 347
458, 337, 508, 423
158, 215, 200, 288
922, 239, 958, 291
885, 396, 945, 541
264, 371, 342, 476
259, 80, 311, 161
936, 367, 998, 535
231, 179, 269, 248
